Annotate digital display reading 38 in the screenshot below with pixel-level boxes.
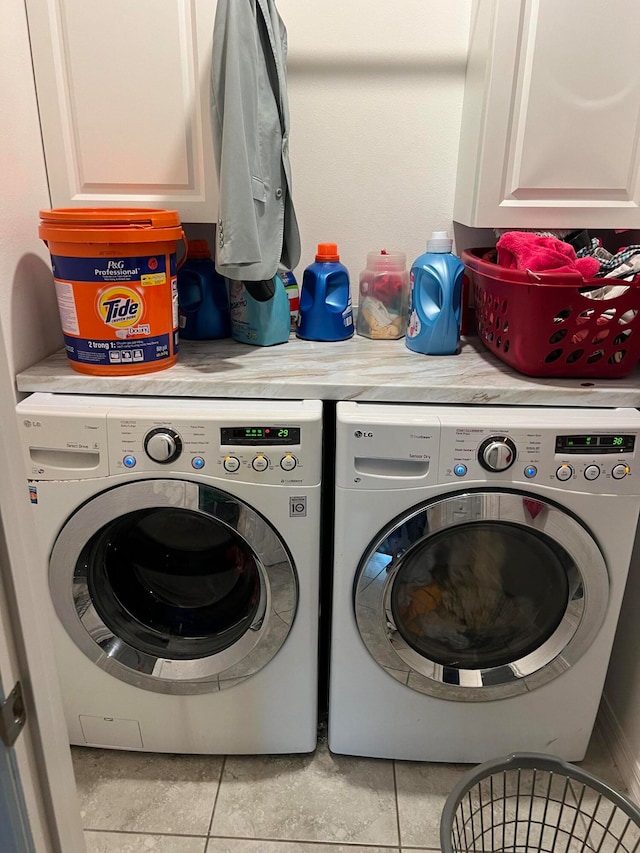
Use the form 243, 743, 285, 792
221, 426, 301, 446
555, 434, 635, 454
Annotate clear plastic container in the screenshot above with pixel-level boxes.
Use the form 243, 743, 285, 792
356, 250, 409, 339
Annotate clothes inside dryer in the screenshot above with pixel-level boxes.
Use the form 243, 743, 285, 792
389, 521, 571, 670
82, 506, 263, 660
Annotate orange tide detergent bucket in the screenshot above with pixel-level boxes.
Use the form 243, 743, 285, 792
39, 208, 185, 375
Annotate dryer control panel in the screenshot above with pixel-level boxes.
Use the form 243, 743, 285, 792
336, 402, 640, 495
16, 394, 322, 486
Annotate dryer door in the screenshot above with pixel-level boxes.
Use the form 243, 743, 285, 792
354, 491, 609, 701
49, 479, 297, 694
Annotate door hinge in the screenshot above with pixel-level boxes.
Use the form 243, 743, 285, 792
0, 681, 26, 747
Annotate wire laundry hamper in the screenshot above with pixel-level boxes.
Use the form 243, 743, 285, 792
440, 753, 640, 853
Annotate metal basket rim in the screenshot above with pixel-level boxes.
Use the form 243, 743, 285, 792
439, 751, 640, 853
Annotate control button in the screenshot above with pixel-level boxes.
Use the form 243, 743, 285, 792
280, 454, 297, 471
453, 464, 467, 477
556, 464, 573, 481
223, 456, 240, 473
524, 466, 537, 479
123, 455, 137, 468
612, 463, 630, 480
252, 455, 269, 472
584, 464, 600, 481
478, 436, 517, 472
144, 428, 182, 464
191, 456, 205, 470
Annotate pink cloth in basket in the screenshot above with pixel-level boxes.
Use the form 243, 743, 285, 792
496, 232, 600, 279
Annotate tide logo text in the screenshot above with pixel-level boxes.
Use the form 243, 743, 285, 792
98, 286, 143, 328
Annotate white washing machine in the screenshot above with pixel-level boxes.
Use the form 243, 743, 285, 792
329, 402, 640, 763
16, 393, 322, 755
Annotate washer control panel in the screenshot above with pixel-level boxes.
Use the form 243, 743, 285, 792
109, 416, 312, 484
16, 395, 322, 486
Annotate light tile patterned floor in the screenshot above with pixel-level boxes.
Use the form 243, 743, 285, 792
73, 725, 627, 853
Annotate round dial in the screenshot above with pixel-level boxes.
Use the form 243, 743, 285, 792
478, 435, 517, 472
144, 428, 183, 464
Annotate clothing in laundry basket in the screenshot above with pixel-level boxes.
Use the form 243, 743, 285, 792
496, 232, 600, 278
210, 0, 301, 282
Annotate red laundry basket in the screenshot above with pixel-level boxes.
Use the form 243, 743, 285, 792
462, 248, 640, 379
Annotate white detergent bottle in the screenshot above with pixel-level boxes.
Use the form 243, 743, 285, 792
406, 231, 465, 356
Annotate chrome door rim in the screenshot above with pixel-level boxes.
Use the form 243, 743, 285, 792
50, 479, 297, 695
354, 491, 609, 701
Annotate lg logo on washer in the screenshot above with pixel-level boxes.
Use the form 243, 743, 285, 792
354, 430, 373, 438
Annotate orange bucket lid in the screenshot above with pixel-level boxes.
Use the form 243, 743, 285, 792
39, 207, 183, 243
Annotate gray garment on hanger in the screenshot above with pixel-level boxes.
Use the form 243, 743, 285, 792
210, 0, 301, 281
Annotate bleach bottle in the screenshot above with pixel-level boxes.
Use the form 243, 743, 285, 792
406, 231, 464, 356
297, 243, 353, 341
177, 238, 230, 340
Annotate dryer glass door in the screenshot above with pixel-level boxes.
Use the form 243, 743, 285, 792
50, 480, 298, 694
354, 491, 609, 701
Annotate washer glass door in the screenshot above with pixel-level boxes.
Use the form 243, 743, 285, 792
354, 491, 609, 701
50, 480, 297, 694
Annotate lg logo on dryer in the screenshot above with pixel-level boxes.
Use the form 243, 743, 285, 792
354, 430, 373, 438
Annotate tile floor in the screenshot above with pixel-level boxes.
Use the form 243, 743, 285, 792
73, 722, 629, 853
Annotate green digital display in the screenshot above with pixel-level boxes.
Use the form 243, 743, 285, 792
555, 434, 635, 454
221, 426, 301, 446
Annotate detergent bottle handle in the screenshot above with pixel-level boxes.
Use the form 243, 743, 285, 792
176, 230, 189, 270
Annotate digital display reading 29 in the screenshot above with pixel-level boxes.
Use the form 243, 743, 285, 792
221, 426, 301, 446
555, 434, 635, 454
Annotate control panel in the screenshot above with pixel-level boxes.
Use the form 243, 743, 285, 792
336, 402, 640, 495
439, 421, 637, 493
16, 395, 322, 486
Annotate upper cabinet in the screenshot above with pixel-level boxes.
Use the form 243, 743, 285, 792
454, 0, 640, 229
26, 0, 218, 222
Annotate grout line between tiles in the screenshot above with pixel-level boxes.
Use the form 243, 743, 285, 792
393, 759, 403, 852
207, 754, 227, 835
203, 835, 401, 848
83, 828, 208, 839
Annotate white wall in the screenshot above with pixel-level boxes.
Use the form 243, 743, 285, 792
190, 1, 476, 292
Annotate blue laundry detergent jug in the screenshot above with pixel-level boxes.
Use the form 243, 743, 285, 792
297, 243, 353, 341
177, 239, 230, 340
406, 231, 464, 356
228, 273, 290, 346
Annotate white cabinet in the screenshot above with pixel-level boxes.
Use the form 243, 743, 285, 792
454, 0, 640, 229
26, 0, 218, 222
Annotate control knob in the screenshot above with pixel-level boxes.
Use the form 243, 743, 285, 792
144, 428, 183, 464
478, 436, 517, 472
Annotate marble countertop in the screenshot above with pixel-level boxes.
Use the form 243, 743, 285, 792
15, 335, 640, 407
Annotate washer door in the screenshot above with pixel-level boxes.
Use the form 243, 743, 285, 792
50, 479, 297, 694
354, 491, 609, 701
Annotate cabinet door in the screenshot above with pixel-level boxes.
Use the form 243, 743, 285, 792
454, 0, 640, 229
26, 0, 218, 222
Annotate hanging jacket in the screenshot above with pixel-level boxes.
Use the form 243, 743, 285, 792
210, 0, 301, 282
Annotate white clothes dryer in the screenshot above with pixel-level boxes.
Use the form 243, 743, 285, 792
329, 402, 640, 763
17, 393, 322, 755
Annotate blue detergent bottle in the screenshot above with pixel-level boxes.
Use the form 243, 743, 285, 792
177, 239, 230, 340
297, 243, 354, 341
228, 273, 290, 346
406, 231, 464, 356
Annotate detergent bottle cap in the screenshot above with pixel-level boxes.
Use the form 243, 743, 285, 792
186, 239, 212, 259
426, 231, 453, 253
366, 250, 406, 271
316, 242, 340, 262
